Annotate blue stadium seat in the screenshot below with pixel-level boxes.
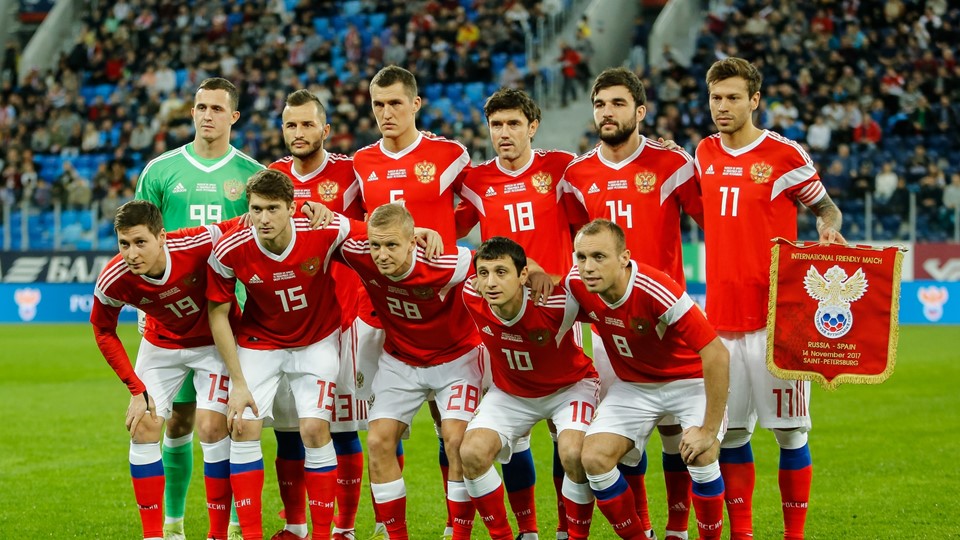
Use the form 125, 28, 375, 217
78, 210, 94, 230
445, 83, 464, 101
313, 17, 330, 35
491, 53, 508, 75
368, 12, 387, 31
61, 209, 79, 226
341, 0, 362, 16
511, 53, 527, 70
486, 82, 500, 97
464, 82, 485, 106
423, 83, 443, 103
175, 68, 188, 89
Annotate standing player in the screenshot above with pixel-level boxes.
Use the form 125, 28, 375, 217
352, 66, 471, 539
562, 67, 702, 540
460, 237, 599, 540
91, 200, 241, 540
206, 170, 359, 540
268, 89, 365, 540
568, 220, 728, 540
455, 87, 576, 539
695, 57, 845, 540
136, 76, 263, 540
339, 204, 482, 540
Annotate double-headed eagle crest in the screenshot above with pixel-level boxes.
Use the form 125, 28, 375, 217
803, 265, 868, 338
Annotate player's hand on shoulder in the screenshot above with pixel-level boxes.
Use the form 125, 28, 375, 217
657, 137, 679, 150
302, 201, 335, 228
420, 129, 440, 139
126, 391, 159, 435
414, 227, 443, 259
527, 270, 556, 305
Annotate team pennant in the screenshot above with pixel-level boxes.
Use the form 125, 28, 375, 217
766, 239, 904, 389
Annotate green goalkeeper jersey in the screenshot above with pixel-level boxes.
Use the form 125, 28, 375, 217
135, 142, 263, 228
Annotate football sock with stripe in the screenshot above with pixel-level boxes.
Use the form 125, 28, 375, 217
589, 467, 645, 538
332, 431, 363, 532
305, 442, 338, 540
719, 441, 755, 539
503, 442, 538, 534
130, 441, 165, 540
230, 440, 265, 540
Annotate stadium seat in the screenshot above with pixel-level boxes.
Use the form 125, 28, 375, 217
61, 209, 79, 226
342, 0, 362, 16
464, 82, 485, 107
78, 210, 94, 230
511, 53, 528, 70
444, 83, 464, 101
368, 13, 387, 31
491, 53, 508, 75
423, 83, 443, 103
313, 17, 331, 35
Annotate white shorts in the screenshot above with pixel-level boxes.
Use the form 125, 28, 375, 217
272, 325, 369, 432
720, 329, 811, 432
467, 377, 600, 464
134, 339, 229, 420
587, 378, 727, 467
235, 331, 341, 422
592, 331, 680, 427
368, 347, 483, 426
353, 318, 386, 400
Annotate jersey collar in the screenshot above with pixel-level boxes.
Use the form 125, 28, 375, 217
596, 136, 646, 170
718, 129, 769, 157
603, 260, 637, 309
378, 132, 424, 160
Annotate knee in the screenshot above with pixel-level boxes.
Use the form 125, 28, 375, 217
579, 444, 614, 476
366, 428, 396, 457
458, 440, 489, 477
194, 411, 228, 443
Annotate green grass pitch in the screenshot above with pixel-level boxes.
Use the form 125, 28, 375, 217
0, 324, 957, 538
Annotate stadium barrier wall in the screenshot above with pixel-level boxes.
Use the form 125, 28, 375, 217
0, 249, 955, 324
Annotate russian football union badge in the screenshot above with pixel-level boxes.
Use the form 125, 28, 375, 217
803, 265, 868, 339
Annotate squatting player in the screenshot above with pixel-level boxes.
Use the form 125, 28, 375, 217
460, 237, 599, 540
568, 219, 729, 540
339, 204, 482, 540
91, 200, 241, 540
206, 170, 360, 540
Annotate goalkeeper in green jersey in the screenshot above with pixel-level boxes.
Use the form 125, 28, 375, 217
135, 77, 263, 540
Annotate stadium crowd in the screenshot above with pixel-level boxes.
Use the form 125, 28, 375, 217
1, 0, 959, 246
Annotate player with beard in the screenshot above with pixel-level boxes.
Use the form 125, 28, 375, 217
561, 67, 702, 540
268, 90, 365, 540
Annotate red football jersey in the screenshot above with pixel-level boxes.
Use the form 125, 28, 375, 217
462, 281, 597, 398
92, 222, 240, 394
562, 137, 702, 285
269, 152, 363, 220
271, 152, 363, 330
207, 215, 359, 349
695, 130, 826, 331
340, 240, 480, 366
457, 149, 576, 276
353, 134, 470, 248
566, 261, 716, 383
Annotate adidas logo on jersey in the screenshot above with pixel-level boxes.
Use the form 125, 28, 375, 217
485, 186, 496, 197
369, 279, 380, 287
588, 311, 599, 321
482, 325, 494, 336
588, 183, 600, 194
173, 183, 187, 193
139, 297, 152, 305
249, 274, 263, 284
704, 165, 715, 175
367, 171, 379, 181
